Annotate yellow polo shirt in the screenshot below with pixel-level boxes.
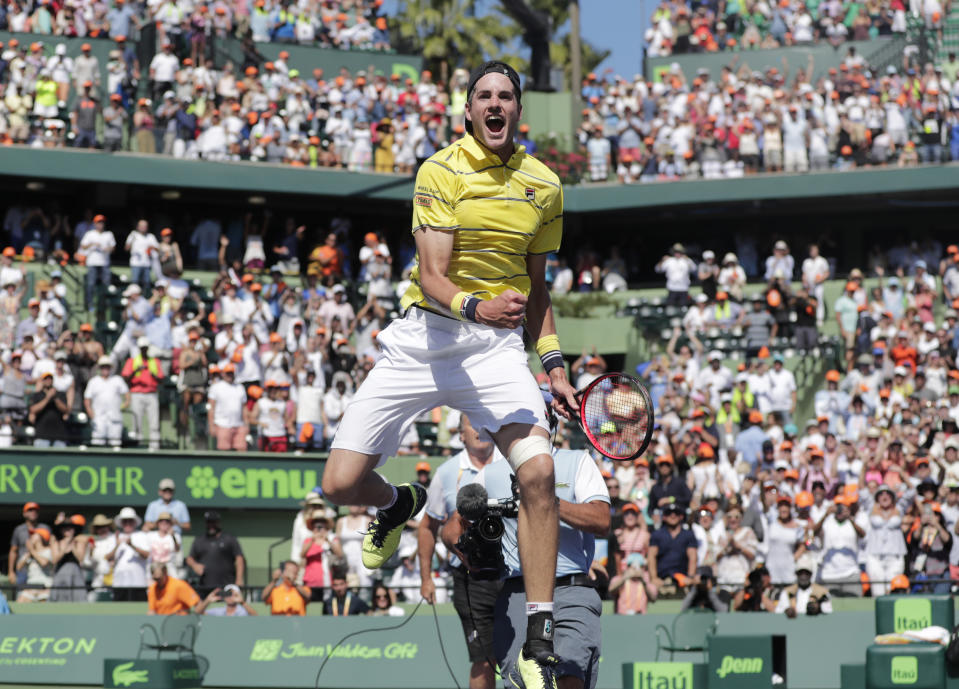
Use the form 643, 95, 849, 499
400, 134, 563, 317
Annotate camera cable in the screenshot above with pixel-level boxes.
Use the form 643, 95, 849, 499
313, 596, 462, 689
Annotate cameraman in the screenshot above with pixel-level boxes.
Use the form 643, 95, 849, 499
680, 565, 727, 612
443, 447, 609, 689
731, 565, 777, 612
417, 414, 502, 689
775, 554, 832, 617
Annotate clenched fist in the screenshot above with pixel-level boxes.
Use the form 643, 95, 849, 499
475, 290, 527, 329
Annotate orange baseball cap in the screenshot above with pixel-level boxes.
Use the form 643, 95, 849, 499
2, 247, 14, 257
70, 514, 86, 527
23, 501, 39, 512
416, 462, 431, 473
825, 370, 841, 382
749, 410, 763, 424
269, 332, 283, 343
80, 323, 93, 332
247, 385, 262, 399
622, 503, 640, 513
221, 363, 236, 373
656, 455, 675, 465
890, 574, 910, 592
93, 214, 106, 223
161, 227, 173, 236
795, 491, 814, 508
698, 443, 715, 459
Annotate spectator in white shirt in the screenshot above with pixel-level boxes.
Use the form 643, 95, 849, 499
656, 243, 697, 305
125, 220, 159, 292
0, 248, 24, 289
801, 244, 830, 326
84, 356, 129, 447
79, 214, 116, 312
695, 351, 733, 409
149, 43, 179, 104
766, 354, 798, 424
295, 368, 325, 450
207, 364, 248, 451
811, 494, 865, 597
106, 506, 150, 601
775, 554, 833, 616
764, 240, 795, 282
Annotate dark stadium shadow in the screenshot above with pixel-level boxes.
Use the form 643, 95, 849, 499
346, 175, 415, 197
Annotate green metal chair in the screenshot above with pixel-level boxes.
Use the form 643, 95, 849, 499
654, 609, 718, 662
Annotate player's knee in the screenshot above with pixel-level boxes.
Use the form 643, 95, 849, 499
516, 454, 555, 505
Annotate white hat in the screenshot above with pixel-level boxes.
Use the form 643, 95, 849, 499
115, 506, 142, 527
946, 437, 959, 450
774, 240, 788, 251
55, 44, 66, 55
122, 284, 141, 297
97, 355, 113, 367
136, 336, 150, 348
795, 553, 816, 573
735, 372, 749, 383
702, 250, 715, 260
707, 350, 722, 361
722, 252, 738, 264
223, 583, 242, 597
695, 294, 708, 303
219, 314, 234, 326
893, 366, 908, 376
923, 322, 936, 333
332, 284, 346, 294
774, 460, 790, 470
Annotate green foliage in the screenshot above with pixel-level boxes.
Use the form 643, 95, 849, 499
394, 0, 513, 76
534, 132, 587, 185
552, 291, 617, 318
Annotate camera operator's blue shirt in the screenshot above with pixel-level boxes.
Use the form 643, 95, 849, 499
425, 447, 505, 568
472, 449, 609, 579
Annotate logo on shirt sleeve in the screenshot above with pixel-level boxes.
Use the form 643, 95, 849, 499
414, 194, 433, 207
525, 187, 535, 201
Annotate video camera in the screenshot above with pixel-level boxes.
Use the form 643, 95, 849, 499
455, 478, 520, 580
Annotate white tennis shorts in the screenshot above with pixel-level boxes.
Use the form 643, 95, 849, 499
331, 307, 548, 463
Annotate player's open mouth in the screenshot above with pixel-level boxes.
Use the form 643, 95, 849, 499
485, 115, 505, 133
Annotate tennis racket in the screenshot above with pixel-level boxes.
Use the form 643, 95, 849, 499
572, 372, 654, 461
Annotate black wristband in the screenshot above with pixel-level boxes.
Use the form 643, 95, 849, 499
540, 350, 564, 374
462, 295, 480, 322
526, 611, 555, 643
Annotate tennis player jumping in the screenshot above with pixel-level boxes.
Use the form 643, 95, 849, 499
321, 60, 575, 689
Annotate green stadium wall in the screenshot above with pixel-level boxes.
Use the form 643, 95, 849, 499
645, 37, 904, 83
0, 611, 879, 688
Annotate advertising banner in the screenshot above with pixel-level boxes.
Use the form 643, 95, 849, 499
103, 659, 201, 689
0, 452, 324, 508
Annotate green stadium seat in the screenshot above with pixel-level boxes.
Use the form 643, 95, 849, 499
874, 595, 954, 634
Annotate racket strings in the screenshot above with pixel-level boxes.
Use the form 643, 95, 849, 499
581, 374, 651, 460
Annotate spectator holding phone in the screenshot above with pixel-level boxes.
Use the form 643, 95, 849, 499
263, 560, 311, 616
198, 583, 257, 616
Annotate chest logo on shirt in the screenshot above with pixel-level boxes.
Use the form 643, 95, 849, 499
414, 194, 432, 207
525, 187, 535, 201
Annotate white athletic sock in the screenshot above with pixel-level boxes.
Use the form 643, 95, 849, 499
380, 485, 398, 510
525, 602, 554, 616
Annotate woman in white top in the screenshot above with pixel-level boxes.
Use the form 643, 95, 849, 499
336, 505, 374, 588
715, 506, 759, 592
864, 485, 907, 596
146, 511, 183, 577
763, 495, 806, 585
84, 514, 117, 598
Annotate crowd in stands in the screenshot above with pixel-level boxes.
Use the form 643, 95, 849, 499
7, 492, 405, 616
0, 36, 469, 169
579, 49, 959, 182
5, 195, 959, 607
4, 29, 959, 181
0, 0, 391, 50
644, 0, 939, 56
